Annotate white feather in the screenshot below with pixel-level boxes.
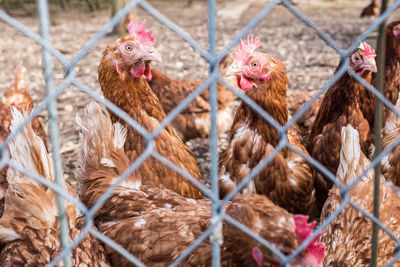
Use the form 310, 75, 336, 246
100, 158, 115, 168
0, 227, 21, 242
113, 122, 127, 149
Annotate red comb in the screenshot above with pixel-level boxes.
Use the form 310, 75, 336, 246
294, 215, 325, 264
127, 19, 155, 47
234, 35, 261, 63
360, 41, 376, 57
294, 215, 316, 242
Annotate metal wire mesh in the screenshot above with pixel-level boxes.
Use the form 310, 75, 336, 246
1, 0, 400, 266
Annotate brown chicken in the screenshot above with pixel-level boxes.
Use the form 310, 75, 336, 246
0, 65, 47, 217
381, 94, 400, 187
218, 36, 317, 217
381, 20, 400, 120
0, 107, 109, 266
76, 101, 325, 267
365, 20, 400, 188
147, 66, 237, 141
321, 124, 400, 266
286, 89, 322, 140
0, 65, 47, 145
360, 0, 379, 17
307, 42, 377, 211
289, 20, 400, 141
98, 19, 203, 198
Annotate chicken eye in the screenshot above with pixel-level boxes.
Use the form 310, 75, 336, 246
351, 53, 362, 64
251, 61, 260, 68
125, 44, 134, 52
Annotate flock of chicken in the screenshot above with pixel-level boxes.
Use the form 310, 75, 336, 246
0, 11, 400, 266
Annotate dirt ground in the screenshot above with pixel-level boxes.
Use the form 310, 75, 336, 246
1, 0, 400, 187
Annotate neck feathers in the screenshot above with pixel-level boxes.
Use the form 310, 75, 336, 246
240, 59, 289, 140
98, 46, 166, 125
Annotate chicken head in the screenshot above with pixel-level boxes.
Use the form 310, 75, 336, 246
249, 213, 324, 267
387, 20, 400, 57
226, 36, 276, 91
349, 41, 377, 76
111, 19, 161, 80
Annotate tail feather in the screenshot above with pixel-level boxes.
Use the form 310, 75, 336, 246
76, 102, 140, 207
76, 102, 118, 176
337, 125, 373, 186
11, 65, 27, 92
3, 64, 33, 113
8, 107, 52, 183
0, 108, 58, 242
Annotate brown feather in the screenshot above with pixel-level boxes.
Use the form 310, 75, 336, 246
147, 54, 237, 141
381, 95, 400, 188
307, 58, 375, 212
219, 56, 317, 218
321, 125, 400, 266
286, 89, 322, 141
380, 20, 400, 120
309, 26, 400, 206
0, 108, 109, 266
0, 65, 47, 217
77, 102, 319, 266
360, 0, 379, 17
98, 39, 204, 199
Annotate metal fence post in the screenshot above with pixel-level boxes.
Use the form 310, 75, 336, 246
207, 0, 221, 266
37, 0, 72, 266
371, 1, 388, 266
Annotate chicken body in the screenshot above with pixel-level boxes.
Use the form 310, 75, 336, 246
365, 20, 400, 188
290, 20, 400, 144
0, 65, 47, 145
0, 65, 47, 217
98, 21, 203, 199
77, 101, 325, 267
286, 89, 322, 140
307, 43, 377, 211
0, 108, 109, 266
381, 95, 400, 188
147, 67, 237, 141
321, 125, 400, 266
219, 37, 317, 217
360, 0, 378, 17
381, 20, 400, 121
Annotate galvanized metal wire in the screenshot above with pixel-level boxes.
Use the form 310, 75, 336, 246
1, 0, 400, 266
37, 0, 71, 265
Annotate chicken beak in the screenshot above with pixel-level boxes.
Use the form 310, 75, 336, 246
136, 47, 162, 63
362, 55, 377, 73
225, 64, 242, 77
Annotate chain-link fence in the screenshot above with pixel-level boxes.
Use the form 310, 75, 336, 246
1, 0, 400, 266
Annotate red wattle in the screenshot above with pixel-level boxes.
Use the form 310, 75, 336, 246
130, 61, 146, 78
252, 247, 263, 266
238, 75, 253, 91
113, 60, 123, 77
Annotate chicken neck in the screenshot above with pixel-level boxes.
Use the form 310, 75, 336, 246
232, 71, 289, 146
